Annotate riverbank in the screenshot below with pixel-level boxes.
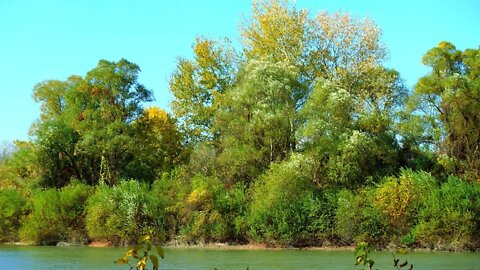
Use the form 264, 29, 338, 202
4, 240, 479, 253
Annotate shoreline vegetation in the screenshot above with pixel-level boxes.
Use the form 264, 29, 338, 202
1, 0, 479, 254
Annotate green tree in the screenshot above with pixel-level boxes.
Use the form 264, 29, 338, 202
215, 60, 303, 183
298, 75, 405, 188
32, 59, 153, 186
170, 37, 236, 144
125, 107, 182, 182
412, 42, 480, 181
0, 141, 38, 188
414, 177, 480, 250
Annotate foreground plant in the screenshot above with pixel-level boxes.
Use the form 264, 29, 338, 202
115, 233, 165, 270
355, 242, 414, 270
355, 242, 375, 270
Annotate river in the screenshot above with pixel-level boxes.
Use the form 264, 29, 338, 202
0, 245, 478, 269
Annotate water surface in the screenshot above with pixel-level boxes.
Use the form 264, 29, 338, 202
0, 245, 478, 270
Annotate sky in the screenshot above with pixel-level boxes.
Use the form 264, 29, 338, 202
0, 0, 479, 143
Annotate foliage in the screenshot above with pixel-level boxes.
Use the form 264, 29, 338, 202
124, 107, 182, 182
0, 188, 27, 242
171, 175, 248, 243
170, 36, 236, 144
354, 242, 414, 270
19, 182, 92, 245
335, 189, 388, 246
354, 242, 375, 270
248, 154, 323, 245
215, 60, 302, 183
86, 180, 166, 246
411, 41, 480, 181
414, 177, 480, 250
115, 233, 165, 270
32, 59, 154, 186
2, 0, 480, 251
373, 170, 437, 236
299, 76, 404, 188
0, 141, 39, 189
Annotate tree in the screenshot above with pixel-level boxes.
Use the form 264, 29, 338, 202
32, 59, 153, 186
125, 106, 182, 182
241, 0, 387, 86
170, 37, 236, 144
412, 42, 480, 181
242, 0, 307, 66
215, 60, 302, 183
298, 73, 405, 188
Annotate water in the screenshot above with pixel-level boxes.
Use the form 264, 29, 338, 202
0, 245, 478, 270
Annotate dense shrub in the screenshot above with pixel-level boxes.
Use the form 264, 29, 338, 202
175, 175, 248, 243
335, 188, 388, 246
58, 182, 94, 243
247, 154, 326, 246
210, 181, 249, 242
414, 177, 480, 250
373, 170, 437, 238
0, 188, 27, 242
20, 189, 60, 245
85, 180, 165, 245
19, 182, 92, 245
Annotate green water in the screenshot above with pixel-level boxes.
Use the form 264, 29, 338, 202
0, 246, 478, 270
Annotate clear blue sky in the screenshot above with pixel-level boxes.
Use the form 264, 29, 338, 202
0, 0, 479, 143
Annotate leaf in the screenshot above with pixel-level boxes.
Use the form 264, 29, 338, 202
156, 245, 165, 259
138, 234, 151, 244
355, 255, 364, 265
114, 256, 129, 264
136, 257, 147, 270
399, 260, 408, 267
150, 254, 159, 270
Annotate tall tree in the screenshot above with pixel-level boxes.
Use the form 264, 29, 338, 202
125, 106, 182, 182
215, 60, 302, 183
170, 37, 236, 144
412, 42, 480, 181
32, 59, 153, 186
241, 0, 387, 87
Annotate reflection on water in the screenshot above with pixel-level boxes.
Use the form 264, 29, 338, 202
0, 245, 478, 270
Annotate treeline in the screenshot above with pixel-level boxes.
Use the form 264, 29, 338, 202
1, 0, 479, 250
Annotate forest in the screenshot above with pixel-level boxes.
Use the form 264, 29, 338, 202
0, 0, 479, 251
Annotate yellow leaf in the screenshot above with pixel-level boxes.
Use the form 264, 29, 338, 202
114, 256, 129, 264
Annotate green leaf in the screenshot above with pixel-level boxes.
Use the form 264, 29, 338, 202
156, 246, 165, 259
150, 254, 159, 270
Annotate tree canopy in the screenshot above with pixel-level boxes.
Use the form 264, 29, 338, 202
0, 0, 478, 251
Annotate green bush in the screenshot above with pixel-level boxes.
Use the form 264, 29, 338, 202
414, 177, 480, 250
85, 180, 165, 245
335, 188, 388, 246
19, 182, 92, 245
214, 182, 249, 242
175, 175, 231, 243
20, 189, 60, 245
247, 154, 328, 246
58, 182, 93, 243
0, 188, 27, 242
305, 189, 338, 242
